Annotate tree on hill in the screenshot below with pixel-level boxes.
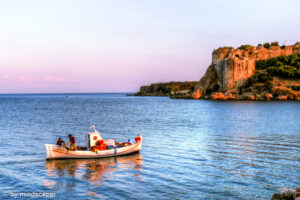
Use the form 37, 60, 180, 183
263, 42, 270, 49
256, 53, 300, 79
271, 41, 279, 46
280, 45, 286, 49
238, 44, 252, 50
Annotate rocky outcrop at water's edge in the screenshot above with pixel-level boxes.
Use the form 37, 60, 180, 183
271, 187, 300, 200
135, 42, 300, 100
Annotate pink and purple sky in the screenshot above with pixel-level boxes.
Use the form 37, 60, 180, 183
0, 0, 299, 93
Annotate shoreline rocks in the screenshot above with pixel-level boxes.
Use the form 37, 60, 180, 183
271, 187, 300, 200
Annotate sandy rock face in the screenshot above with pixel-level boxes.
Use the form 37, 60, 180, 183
292, 91, 300, 100
265, 93, 273, 100
277, 95, 289, 100
224, 90, 237, 100
211, 92, 227, 100
272, 86, 292, 95
192, 89, 202, 99
191, 43, 300, 99
212, 48, 256, 91
226, 93, 237, 100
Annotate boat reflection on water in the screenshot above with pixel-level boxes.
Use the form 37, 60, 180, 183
45, 153, 143, 188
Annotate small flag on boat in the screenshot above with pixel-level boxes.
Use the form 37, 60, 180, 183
90, 125, 96, 130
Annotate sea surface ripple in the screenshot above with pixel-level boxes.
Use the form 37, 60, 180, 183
0, 93, 299, 199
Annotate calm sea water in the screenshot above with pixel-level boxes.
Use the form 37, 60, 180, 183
0, 93, 299, 200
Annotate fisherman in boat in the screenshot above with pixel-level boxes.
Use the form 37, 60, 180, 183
68, 134, 77, 151
56, 137, 65, 147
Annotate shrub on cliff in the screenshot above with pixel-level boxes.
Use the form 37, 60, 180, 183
264, 81, 273, 91
244, 75, 256, 88
261, 41, 279, 48
279, 65, 297, 78
263, 42, 271, 49
267, 65, 299, 78
244, 72, 273, 88
256, 53, 300, 79
280, 45, 286, 49
271, 41, 279, 46
238, 44, 252, 50
296, 69, 300, 78
256, 60, 268, 69
266, 66, 278, 74
258, 72, 273, 82
292, 85, 300, 90
241, 72, 273, 94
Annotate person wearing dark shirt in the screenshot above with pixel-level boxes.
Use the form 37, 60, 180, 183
56, 138, 65, 147
68, 134, 76, 151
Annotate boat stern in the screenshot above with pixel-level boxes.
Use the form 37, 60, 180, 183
45, 144, 54, 160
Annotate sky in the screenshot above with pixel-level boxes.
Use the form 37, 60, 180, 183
0, 0, 299, 93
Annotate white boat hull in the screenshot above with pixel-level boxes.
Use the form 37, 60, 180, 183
45, 137, 142, 160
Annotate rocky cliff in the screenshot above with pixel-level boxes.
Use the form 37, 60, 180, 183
135, 81, 199, 97
136, 42, 300, 101
190, 42, 300, 100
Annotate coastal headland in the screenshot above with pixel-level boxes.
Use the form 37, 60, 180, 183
134, 81, 199, 98
135, 42, 300, 100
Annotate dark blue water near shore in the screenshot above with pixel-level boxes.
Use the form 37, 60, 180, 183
0, 93, 299, 199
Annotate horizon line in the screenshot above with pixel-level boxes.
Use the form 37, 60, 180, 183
0, 92, 136, 95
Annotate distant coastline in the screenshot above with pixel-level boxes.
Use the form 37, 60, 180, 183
0, 92, 131, 95
135, 42, 300, 101
134, 81, 198, 98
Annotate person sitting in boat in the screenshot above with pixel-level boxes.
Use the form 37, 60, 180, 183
68, 134, 77, 151
56, 138, 65, 147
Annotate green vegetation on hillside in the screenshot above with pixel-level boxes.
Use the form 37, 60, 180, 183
271, 41, 279, 46
238, 41, 282, 50
256, 54, 300, 79
263, 42, 271, 49
292, 85, 300, 91
244, 72, 273, 90
238, 71, 273, 95
240, 53, 300, 92
238, 44, 252, 50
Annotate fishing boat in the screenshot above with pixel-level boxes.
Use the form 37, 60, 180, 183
45, 125, 142, 160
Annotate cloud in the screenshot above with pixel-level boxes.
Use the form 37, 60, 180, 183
44, 75, 66, 83
2, 75, 10, 80
19, 75, 37, 81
